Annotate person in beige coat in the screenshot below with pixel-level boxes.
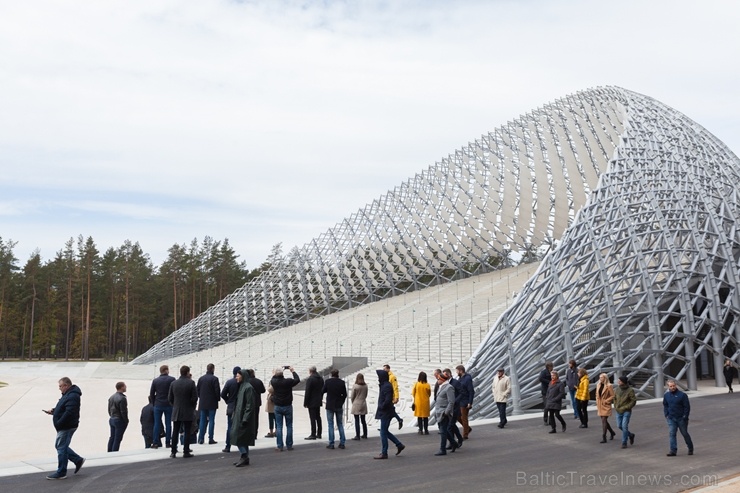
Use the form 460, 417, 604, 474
350, 373, 368, 440
492, 368, 511, 428
595, 373, 616, 443
264, 384, 275, 438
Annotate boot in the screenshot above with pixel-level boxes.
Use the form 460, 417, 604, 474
600, 434, 607, 444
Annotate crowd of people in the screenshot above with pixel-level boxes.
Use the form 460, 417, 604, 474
43, 356, 729, 480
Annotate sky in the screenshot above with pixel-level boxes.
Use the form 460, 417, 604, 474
1, 0, 739, 269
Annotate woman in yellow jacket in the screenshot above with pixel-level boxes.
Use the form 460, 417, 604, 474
595, 372, 616, 443
412, 372, 431, 435
575, 368, 590, 428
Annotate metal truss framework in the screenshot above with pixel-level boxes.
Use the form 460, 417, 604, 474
469, 88, 740, 418
135, 86, 740, 419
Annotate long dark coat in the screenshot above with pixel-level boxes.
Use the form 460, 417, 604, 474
168, 376, 198, 421
230, 370, 257, 448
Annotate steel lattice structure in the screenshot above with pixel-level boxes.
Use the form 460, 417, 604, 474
134, 84, 740, 418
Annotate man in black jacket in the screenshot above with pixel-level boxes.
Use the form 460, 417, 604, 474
44, 377, 85, 480
220, 366, 241, 453
303, 365, 324, 440
168, 365, 198, 458
140, 395, 155, 448
539, 362, 554, 425
149, 365, 175, 449
322, 369, 347, 449
107, 381, 129, 452
247, 369, 266, 438
269, 366, 300, 451
196, 363, 221, 445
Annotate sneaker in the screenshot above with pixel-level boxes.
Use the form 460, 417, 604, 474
395, 444, 405, 456
46, 473, 67, 480
74, 458, 85, 474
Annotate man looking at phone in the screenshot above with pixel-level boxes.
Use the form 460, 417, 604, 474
44, 377, 85, 480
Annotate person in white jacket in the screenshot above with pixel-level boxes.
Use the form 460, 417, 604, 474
492, 368, 511, 428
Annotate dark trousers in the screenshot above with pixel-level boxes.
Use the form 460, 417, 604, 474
547, 409, 566, 430
496, 402, 508, 426
107, 417, 128, 452
354, 414, 367, 438
143, 433, 153, 449
437, 415, 456, 452
171, 420, 192, 453
224, 412, 233, 449
308, 406, 322, 437
417, 417, 429, 433
268, 412, 276, 430
447, 414, 462, 443
577, 399, 589, 426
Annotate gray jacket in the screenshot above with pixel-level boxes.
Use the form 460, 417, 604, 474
434, 381, 455, 420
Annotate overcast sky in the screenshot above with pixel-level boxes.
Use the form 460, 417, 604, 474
1, 0, 738, 268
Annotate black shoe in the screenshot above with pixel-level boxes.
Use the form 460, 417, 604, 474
599, 437, 607, 444
424, 431, 429, 435
497, 424, 504, 428
165, 442, 171, 448
610, 432, 616, 440
457, 440, 463, 449
395, 444, 405, 456
434, 451, 447, 456
579, 424, 587, 428
208, 439, 218, 445
562, 423, 566, 432
286, 447, 294, 451
197, 439, 204, 445
183, 452, 194, 458
549, 429, 556, 434
326, 445, 335, 449
374, 454, 388, 459
338, 444, 345, 449
621, 444, 628, 449
688, 449, 694, 456
151, 443, 160, 449
304, 435, 317, 440
446, 445, 453, 450
170, 452, 177, 458
544, 421, 549, 426
667, 452, 676, 456
316, 435, 322, 439
222, 447, 231, 453
362, 436, 367, 439
235, 457, 249, 467
398, 419, 403, 430
74, 458, 85, 474
351, 436, 361, 440
629, 433, 635, 445
450, 443, 457, 453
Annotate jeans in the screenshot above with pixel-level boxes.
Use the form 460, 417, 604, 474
153, 405, 173, 446
353, 414, 367, 438
326, 408, 346, 446
667, 417, 693, 453
569, 389, 579, 418
107, 417, 128, 452
237, 445, 249, 458
54, 428, 83, 476
198, 408, 217, 442
224, 413, 233, 448
616, 411, 632, 445
496, 402, 508, 426
274, 405, 293, 449
379, 416, 401, 456
308, 406, 322, 437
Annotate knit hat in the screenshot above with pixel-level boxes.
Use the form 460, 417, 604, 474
233, 366, 242, 376
618, 375, 629, 385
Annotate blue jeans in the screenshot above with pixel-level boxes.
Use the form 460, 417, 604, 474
667, 417, 693, 453
237, 445, 249, 458
616, 411, 632, 445
326, 409, 346, 446
153, 405, 172, 446
107, 417, 128, 452
569, 389, 579, 418
379, 416, 402, 456
274, 405, 293, 449
198, 409, 216, 442
55, 428, 83, 476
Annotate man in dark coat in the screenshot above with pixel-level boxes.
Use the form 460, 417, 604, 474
538, 361, 554, 425
663, 379, 694, 456
247, 369, 266, 437
45, 377, 85, 480
220, 366, 241, 453
269, 366, 300, 451
373, 369, 404, 459
168, 365, 198, 458
456, 365, 475, 439
443, 368, 463, 448
140, 395, 156, 448
322, 369, 347, 449
149, 364, 175, 448
196, 363, 221, 445
303, 365, 324, 440
230, 368, 257, 467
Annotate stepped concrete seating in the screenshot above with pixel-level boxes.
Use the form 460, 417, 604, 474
142, 263, 537, 401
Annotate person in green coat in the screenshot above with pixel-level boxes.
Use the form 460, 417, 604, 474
230, 369, 256, 467
614, 375, 636, 449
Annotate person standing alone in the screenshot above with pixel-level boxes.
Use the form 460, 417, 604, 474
107, 381, 129, 452
492, 368, 511, 428
196, 363, 221, 445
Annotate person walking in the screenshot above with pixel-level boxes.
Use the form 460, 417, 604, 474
350, 373, 368, 440
230, 368, 256, 467
544, 371, 567, 434
411, 372, 431, 435
373, 369, 405, 459
44, 377, 85, 480
596, 373, 616, 443
575, 368, 590, 428
614, 375, 636, 449
433, 372, 457, 456
443, 368, 463, 449
723, 359, 736, 393
220, 366, 241, 452
455, 365, 474, 439
565, 360, 580, 420
322, 369, 348, 449
383, 364, 404, 429
270, 366, 300, 451
107, 381, 129, 452
538, 362, 554, 425
492, 368, 511, 428
149, 365, 175, 449
663, 379, 694, 456
168, 365, 198, 458
303, 366, 324, 440
196, 363, 221, 445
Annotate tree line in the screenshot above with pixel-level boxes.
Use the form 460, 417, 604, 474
0, 235, 269, 361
